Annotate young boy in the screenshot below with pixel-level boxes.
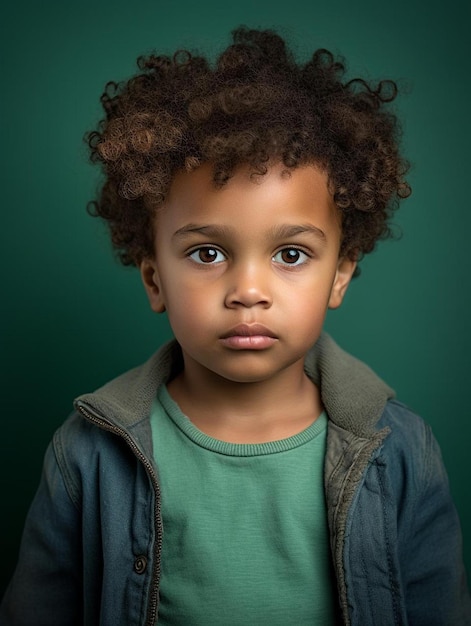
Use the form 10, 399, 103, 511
1, 27, 469, 626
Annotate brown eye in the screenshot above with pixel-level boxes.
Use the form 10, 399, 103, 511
189, 247, 226, 264
281, 249, 301, 264
273, 248, 309, 266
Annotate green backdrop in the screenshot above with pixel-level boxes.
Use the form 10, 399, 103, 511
1, 0, 470, 597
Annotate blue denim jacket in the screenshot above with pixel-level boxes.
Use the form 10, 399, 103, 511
1, 334, 470, 625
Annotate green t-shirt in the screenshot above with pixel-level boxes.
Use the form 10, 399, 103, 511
150, 385, 338, 625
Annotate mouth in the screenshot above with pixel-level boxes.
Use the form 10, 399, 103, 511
220, 324, 278, 350
221, 323, 277, 339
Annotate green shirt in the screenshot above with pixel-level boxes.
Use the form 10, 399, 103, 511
150, 385, 338, 625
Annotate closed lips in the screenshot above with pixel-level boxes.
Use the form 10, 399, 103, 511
221, 324, 277, 338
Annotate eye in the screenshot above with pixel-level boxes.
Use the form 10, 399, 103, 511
189, 247, 226, 264
272, 247, 310, 266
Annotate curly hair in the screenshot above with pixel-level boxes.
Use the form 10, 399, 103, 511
86, 27, 410, 270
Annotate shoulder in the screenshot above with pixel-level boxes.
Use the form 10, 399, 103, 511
53, 410, 117, 463
378, 399, 434, 453
379, 399, 430, 443
51, 409, 147, 509
376, 399, 447, 495
50, 413, 111, 505
49, 344, 182, 503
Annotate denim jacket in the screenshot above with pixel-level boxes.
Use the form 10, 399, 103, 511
1, 333, 470, 625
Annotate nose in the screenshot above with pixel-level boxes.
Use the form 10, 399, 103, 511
224, 262, 272, 309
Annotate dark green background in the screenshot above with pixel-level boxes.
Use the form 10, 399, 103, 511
1, 0, 470, 597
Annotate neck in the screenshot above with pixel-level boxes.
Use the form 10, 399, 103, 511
166, 356, 323, 443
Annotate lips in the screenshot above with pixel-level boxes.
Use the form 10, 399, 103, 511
221, 323, 277, 339
220, 324, 278, 350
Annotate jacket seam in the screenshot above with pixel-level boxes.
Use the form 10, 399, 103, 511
377, 458, 401, 625
52, 427, 81, 510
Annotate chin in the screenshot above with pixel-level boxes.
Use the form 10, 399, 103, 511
211, 362, 296, 385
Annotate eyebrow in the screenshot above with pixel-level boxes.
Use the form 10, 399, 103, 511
268, 224, 327, 242
172, 224, 234, 240
172, 222, 327, 242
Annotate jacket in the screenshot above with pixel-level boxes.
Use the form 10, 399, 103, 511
1, 333, 470, 625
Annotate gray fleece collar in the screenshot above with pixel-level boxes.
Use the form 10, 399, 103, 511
75, 332, 394, 438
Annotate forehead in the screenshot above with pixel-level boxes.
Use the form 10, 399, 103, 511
155, 161, 341, 237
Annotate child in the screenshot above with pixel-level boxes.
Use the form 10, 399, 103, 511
1, 27, 469, 626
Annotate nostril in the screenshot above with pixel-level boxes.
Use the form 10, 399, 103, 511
224, 288, 272, 308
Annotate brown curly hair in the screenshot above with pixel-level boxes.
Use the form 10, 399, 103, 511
86, 27, 410, 271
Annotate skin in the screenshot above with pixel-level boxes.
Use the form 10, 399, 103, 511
141, 162, 356, 443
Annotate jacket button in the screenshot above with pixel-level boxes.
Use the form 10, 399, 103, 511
133, 555, 147, 574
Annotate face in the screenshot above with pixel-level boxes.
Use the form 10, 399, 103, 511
141, 162, 356, 387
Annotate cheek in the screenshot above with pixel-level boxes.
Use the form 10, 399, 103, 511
287, 280, 334, 321
164, 283, 218, 331
165, 280, 209, 308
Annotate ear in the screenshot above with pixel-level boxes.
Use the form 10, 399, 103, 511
328, 256, 357, 309
140, 259, 166, 313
